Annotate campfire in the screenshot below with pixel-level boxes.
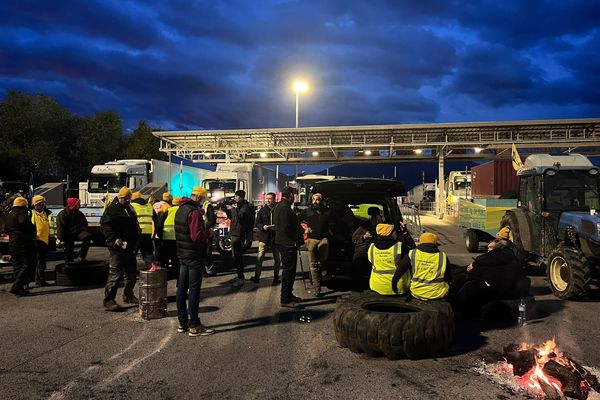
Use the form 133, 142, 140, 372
502, 339, 599, 399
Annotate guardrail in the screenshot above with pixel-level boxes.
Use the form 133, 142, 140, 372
399, 204, 423, 238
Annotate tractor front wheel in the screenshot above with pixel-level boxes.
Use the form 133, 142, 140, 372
547, 244, 591, 300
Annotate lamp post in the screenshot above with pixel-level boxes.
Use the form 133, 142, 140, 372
293, 80, 309, 128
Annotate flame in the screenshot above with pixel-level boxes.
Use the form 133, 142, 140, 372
513, 338, 564, 396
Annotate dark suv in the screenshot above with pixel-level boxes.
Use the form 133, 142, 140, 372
309, 178, 407, 286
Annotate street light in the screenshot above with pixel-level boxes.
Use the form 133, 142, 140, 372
293, 80, 309, 128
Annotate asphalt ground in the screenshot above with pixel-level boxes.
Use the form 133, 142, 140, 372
1, 215, 600, 400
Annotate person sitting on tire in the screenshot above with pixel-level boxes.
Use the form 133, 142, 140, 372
367, 223, 410, 295
56, 198, 92, 264
452, 237, 524, 318
352, 207, 383, 284
392, 232, 451, 300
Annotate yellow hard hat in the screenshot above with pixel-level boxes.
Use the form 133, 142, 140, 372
13, 196, 29, 208
162, 192, 173, 202
131, 191, 143, 200
497, 226, 510, 240
192, 186, 207, 197
376, 223, 394, 236
32, 195, 46, 206
118, 187, 132, 198
172, 196, 182, 205
419, 232, 438, 245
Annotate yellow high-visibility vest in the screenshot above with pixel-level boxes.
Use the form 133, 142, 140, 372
408, 249, 449, 300
31, 210, 50, 244
367, 242, 410, 295
162, 205, 179, 241
131, 202, 154, 235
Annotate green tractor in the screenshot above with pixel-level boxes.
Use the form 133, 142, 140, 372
501, 154, 600, 299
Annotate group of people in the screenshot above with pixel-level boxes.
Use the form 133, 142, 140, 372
6, 195, 91, 296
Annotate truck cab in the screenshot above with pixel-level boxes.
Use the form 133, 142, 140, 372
446, 171, 471, 204
87, 160, 149, 206
502, 154, 600, 299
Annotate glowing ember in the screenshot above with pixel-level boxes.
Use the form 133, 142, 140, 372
503, 339, 597, 399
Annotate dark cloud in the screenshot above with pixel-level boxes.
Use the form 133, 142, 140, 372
0, 0, 599, 130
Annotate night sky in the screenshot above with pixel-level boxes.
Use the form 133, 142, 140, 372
2, 1, 600, 188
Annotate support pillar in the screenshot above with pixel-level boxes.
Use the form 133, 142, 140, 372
437, 151, 445, 219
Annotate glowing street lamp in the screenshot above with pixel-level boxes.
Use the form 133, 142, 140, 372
414, 149, 423, 155
293, 80, 309, 128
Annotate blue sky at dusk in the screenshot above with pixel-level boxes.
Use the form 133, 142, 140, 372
1, 0, 599, 133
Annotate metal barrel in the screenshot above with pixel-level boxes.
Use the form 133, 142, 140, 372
139, 268, 168, 320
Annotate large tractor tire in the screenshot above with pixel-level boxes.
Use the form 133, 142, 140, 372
464, 229, 480, 253
547, 244, 591, 299
501, 213, 529, 266
333, 292, 454, 360
54, 261, 109, 287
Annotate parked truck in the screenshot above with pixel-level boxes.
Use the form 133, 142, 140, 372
446, 170, 471, 204
202, 163, 288, 253
500, 153, 600, 300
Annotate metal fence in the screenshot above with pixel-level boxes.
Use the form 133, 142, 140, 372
399, 204, 423, 238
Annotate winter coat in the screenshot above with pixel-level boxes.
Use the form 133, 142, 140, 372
6, 206, 36, 256
174, 197, 211, 259
56, 208, 88, 241
255, 203, 276, 244
298, 204, 332, 240
100, 197, 140, 252
468, 246, 522, 293
273, 198, 304, 248
230, 199, 252, 237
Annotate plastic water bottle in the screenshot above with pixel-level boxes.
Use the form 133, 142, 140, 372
517, 299, 527, 326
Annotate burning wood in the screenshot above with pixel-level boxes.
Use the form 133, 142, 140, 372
502, 339, 598, 400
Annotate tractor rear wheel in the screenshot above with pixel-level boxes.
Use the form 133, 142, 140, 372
547, 244, 591, 300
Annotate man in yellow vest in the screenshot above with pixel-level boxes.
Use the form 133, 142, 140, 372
392, 232, 451, 300
367, 223, 411, 295
131, 192, 156, 268
155, 196, 181, 279
31, 195, 53, 286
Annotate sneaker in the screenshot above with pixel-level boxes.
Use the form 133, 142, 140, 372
189, 325, 215, 337
177, 323, 189, 333
231, 277, 244, 287
103, 299, 121, 311
281, 301, 302, 309
271, 277, 281, 286
122, 295, 139, 304
291, 295, 303, 303
249, 276, 260, 284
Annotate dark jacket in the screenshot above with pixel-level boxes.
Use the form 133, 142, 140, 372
392, 243, 452, 290
298, 204, 331, 240
468, 246, 522, 293
56, 208, 88, 241
100, 197, 141, 252
174, 198, 211, 259
6, 206, 36, 256
255, 203, 276, 244
352, 220, 377, 260
273, 198, 303, 247
230, 199, 252, 237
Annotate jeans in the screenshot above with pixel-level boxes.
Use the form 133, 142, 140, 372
104, 250, 137, 301
255, 241, 281, 279
177, 257, 205, 327
11, 252, 36, 291
231, 235, 245, 279
276, 244, 298, 303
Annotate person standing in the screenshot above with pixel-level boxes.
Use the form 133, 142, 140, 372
174, 186, 215, 336
298, 193, 331, 297
155, 196, 181, 279
56, 198, 92, 264
273, 186, 304, 308
30, 195, 52, 286
250, 192, 281, 285
229, 190, 252, 287
100, 187, 141, 311
130, 191, 156, 268
6, 196, 37, 296
159, 192, 173, 215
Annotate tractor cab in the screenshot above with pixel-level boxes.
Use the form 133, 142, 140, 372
502, 154, 600, 299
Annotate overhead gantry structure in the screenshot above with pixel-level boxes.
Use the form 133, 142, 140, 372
153, 118, 600, 164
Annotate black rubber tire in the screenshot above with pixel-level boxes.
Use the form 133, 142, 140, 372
465, 229, 480, 253
333, 292, 455, 360
217, 237, 232, 254
501, 213, 529, 266
547, 243, 591, 300
54, 261, 109, 286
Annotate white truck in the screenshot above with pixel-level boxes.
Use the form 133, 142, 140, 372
202, 163, 288, 253
48, 159, 210, 242
446, 170, 471, 204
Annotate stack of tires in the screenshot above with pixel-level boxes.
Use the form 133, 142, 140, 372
333, 292, 455, 360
